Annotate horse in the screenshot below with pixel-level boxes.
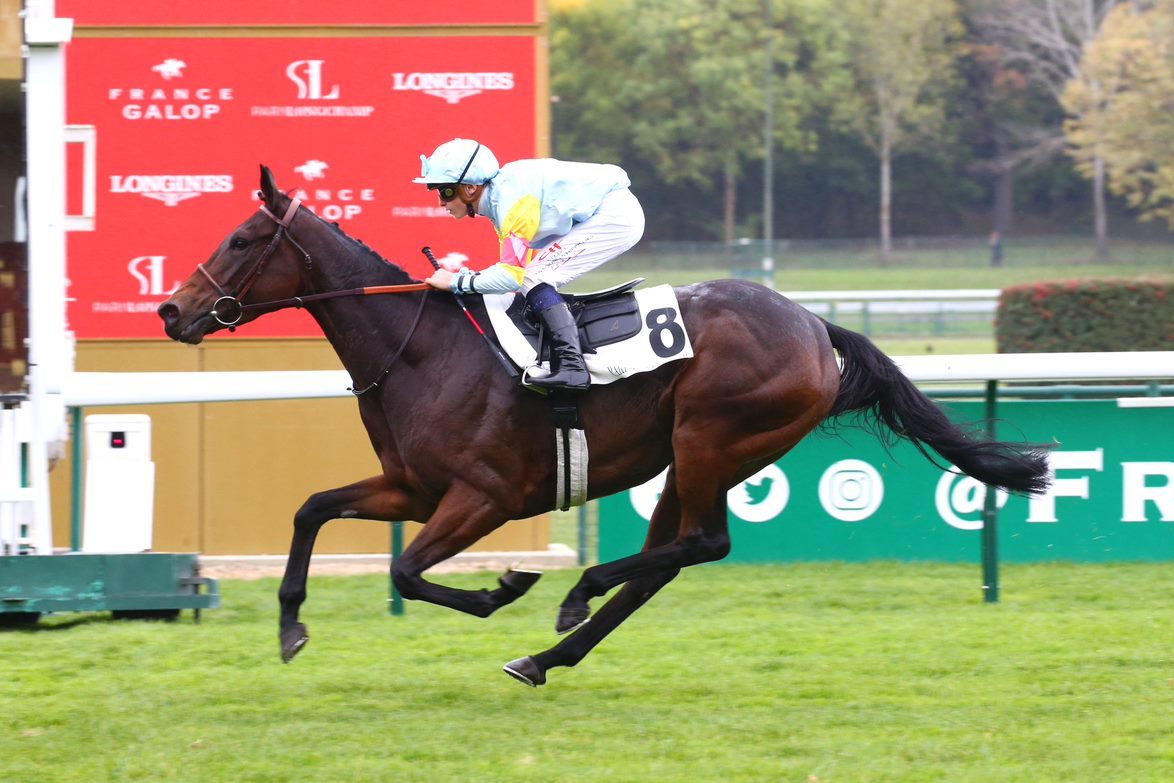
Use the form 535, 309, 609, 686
158, 166, 1051, 687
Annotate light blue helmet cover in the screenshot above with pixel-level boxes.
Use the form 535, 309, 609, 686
413, 138, 500, 185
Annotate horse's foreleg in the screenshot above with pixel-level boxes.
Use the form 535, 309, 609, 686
390, 482, 541, 618
279, 476, 413, 663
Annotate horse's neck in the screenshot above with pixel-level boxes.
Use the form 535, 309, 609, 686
300, 229, 422, 384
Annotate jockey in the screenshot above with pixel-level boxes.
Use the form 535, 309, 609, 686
416, 138, 645, 391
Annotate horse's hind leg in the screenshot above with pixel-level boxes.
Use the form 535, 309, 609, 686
503, 477, 684, 686
554, 458, 731, 634
279, 476, 413, 663
548, 349, 831, 634
504, 569, 680, 686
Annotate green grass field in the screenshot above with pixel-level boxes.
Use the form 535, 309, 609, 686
769, 262, 1168, 291
574, 261, 1170, 294
571, 236, 1172, 293
2, 563, 1169, 782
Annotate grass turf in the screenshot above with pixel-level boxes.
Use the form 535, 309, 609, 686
1, 563, 1169, 782
569, 252, 1170, 346
573, 262, 1170, 293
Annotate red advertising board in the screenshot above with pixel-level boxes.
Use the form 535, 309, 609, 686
65, 36, 537, 338
57, 1, 538, 27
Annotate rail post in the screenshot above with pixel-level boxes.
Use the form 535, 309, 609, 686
577, 503, 588, 566
389, 521, 404, 616
981, 380, 1000, 603
69, 405, 82, 551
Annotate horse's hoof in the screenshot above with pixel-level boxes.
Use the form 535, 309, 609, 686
498, 567, 543, 597
280, 623, 309, 663
502, 656, 546, 687
555, 605, 590, 635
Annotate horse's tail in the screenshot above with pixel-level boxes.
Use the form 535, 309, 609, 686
823, 320, 1051, 494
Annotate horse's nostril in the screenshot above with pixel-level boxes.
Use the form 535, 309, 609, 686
157, 302, 180, 324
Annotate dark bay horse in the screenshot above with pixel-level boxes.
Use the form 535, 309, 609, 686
158, 167, 1050, 687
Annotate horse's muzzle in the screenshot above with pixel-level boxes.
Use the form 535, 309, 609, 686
157, 301, 182, 338
157, 300, 209, 344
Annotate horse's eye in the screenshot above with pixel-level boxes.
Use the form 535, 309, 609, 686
230, 237, 248, 250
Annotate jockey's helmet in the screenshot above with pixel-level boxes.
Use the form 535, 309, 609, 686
413, 139, 500, 189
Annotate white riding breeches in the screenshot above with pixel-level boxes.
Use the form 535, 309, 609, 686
520, 188, 645, 293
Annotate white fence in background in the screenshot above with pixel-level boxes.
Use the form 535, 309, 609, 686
783, 289, 999, 332
60, 351, 1174, 407
784, 289, 999, 304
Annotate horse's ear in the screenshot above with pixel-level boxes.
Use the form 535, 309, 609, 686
259, 165, 280, 210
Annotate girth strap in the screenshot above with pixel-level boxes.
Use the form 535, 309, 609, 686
551, 392, 588, 511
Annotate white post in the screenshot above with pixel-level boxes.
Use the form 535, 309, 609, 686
23, 1, 74, 553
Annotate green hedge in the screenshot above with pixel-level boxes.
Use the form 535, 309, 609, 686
996, 278, 1174, 352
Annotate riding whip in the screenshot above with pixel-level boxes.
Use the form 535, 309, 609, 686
421, 247, 521, 381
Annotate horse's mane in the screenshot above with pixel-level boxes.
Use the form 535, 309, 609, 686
295, 202, 419, 286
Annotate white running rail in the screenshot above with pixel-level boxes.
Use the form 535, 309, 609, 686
58, 352, 1174, 407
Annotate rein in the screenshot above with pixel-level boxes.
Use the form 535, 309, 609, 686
201, 198, 432, 395
237, 281, 431, 319
347, 289, 430, 396
198, 199, 429, 327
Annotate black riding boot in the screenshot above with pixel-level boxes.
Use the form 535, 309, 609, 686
530, 302, 590, 391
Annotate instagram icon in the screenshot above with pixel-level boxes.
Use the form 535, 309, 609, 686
818, 459, 884, 522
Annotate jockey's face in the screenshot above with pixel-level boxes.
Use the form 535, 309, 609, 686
432, 184, 480, 219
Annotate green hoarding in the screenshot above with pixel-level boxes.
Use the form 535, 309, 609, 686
599, 400, 1173, 563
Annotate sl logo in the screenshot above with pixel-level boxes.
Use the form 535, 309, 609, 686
286, 60, 339, 100
128, 256, 180, 297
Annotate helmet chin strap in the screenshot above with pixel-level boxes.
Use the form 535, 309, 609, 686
459, 184, 483, 218
454, 142, 481, 218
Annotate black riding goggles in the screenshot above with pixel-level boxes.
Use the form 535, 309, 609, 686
429, 183, 462, 202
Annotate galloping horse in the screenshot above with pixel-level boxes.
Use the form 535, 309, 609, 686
159, 167, 1050, 687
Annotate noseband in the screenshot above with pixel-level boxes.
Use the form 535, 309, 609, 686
197, 199, 312, 328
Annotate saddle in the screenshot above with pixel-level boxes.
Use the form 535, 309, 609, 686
481, 277, 692, 511
503, 278, 645, 362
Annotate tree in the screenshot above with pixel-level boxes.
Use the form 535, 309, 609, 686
551, 0, 764, 241
552, 0, 851, 243
960, 1, 1068, 238
1062, 1, 1174, 228
975, 0, 1125, 259
833, 0, 963, 261
622, 0, 772, 246
549, 0, 642, 163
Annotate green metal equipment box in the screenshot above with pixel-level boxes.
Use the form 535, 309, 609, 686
0, 553, 219, 622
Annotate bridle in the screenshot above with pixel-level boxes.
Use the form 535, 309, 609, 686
198, 199, 314, 329
198, 197, 433, 395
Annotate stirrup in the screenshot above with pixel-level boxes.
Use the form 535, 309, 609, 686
526, 367, 589, 391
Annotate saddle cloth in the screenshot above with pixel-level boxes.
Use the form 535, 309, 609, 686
483, 283, 694, 385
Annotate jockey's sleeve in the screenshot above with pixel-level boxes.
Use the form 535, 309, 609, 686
450, 194, 541, 295
449, 264, 522, 295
